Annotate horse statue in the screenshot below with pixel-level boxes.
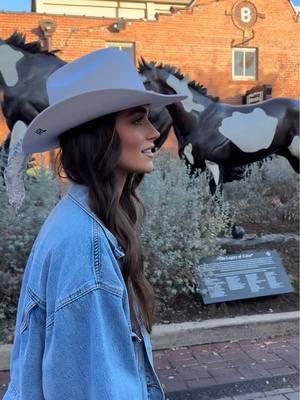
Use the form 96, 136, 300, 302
0, 32, 250, 186
138, 59, 300, 186
0, 32, 65, 131
0, 32, 66, 208
0, 33, 176, 154
0, 32, 246, 236
0, 32, 176, 209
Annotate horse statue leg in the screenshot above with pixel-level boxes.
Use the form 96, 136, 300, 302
276, 130, 299, 173
276, 105, 300, 172
4, 120, 31, 211
288, 136, 300, 172
205, 161, 245, 239
205, 160, 221, 194
182, 144, 245, 238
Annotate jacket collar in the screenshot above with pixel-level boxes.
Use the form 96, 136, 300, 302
66, 182, 125, 259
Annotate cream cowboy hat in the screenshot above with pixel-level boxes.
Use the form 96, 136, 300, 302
22, 48, 187, 154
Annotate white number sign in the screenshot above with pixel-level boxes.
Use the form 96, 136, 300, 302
241, 7, 251, 23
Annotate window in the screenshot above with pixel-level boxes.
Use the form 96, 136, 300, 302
105, 42, 135, 63
232, 48, 258, 80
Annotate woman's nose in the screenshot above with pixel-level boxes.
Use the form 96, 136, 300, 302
149, 123, 160, 140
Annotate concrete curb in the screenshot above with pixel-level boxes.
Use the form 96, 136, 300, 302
0, 311, 299, 371
0, 345, 11, 372
151, 311, 299, 350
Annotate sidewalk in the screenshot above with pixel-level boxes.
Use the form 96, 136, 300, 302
154, 335, 299, 399
0, 335, 298, 399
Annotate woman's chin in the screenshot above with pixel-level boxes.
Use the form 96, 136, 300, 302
133, 160, 154, 174
121, 161, 154, 174
144, 168, 153, 174
143, 162, 154, 174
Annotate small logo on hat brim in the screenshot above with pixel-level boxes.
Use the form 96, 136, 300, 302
35, 128, 47, 135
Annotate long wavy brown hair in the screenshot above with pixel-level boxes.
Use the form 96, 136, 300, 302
56, 112, 156, 334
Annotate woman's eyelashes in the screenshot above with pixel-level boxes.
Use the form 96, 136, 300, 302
132, 114, 149, 125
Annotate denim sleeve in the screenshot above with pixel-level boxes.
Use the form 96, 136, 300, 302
3, 286, 47, 400
42, 286, 144, 400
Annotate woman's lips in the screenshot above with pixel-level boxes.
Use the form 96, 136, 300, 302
142, 151, 154, 158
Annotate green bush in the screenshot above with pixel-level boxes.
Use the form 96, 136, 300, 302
223, 156, 299, 225
0, 159, 60, 328
0, 150, 232, 341
139, 150, 232, 301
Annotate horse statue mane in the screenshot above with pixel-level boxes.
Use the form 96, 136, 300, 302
138, 58, 219, 103
3, 31, 59, 56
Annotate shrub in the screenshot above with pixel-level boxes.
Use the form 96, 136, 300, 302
0, 150, 232, 340
223, 157, 299, 225
0, 159, 60, 329
139, 150, 232, 302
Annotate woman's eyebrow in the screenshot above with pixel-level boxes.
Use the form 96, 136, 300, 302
126, 106, 149, 117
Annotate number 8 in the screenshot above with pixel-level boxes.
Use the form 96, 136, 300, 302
241, 7, 251, 23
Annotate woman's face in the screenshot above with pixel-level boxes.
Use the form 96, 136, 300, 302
115, 105, 160, 175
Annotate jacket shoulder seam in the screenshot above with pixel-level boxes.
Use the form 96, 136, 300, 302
46, 283, 123, 328
27, 286, 46, 309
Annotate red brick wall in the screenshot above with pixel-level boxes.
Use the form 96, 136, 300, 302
0, 0, 299, 155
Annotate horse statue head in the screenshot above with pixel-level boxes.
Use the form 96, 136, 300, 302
139, 58, 218, 115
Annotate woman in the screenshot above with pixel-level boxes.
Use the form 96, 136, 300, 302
3, 48, 186, 400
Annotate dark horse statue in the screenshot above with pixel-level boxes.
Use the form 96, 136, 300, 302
0, 32, 65, 140
0, 33, 179, 210
0, 32, 245, 235
0, 32, 173, 154
138, 59, 300, 187
0, 32, 66, 208
0, 32, 252, 187
0, 32, 174, 209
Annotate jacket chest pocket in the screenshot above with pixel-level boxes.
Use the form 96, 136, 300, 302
20, 288, 46, 334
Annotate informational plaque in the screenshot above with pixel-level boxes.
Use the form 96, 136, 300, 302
196, 250, 294, 304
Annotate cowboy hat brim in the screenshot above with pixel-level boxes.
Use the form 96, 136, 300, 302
22, 88, 187, 154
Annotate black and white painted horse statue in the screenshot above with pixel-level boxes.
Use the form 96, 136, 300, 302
0, 32, 65, 142
0, 32, 249, 185
0, 32, 65, 208
139, 59, 300, 186
0, 32, 175, 152
2, 33, 298, 217
0, 33, 175, 208
0, 32, 244, 236
0, 33, 237, 205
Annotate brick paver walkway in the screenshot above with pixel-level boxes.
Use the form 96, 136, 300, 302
154, 335, 299, 395
0, 335, 299, 399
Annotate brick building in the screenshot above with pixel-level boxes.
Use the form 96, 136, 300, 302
0, 0, 299, 156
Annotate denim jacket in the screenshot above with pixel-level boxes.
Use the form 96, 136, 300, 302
4, 183, 165, 400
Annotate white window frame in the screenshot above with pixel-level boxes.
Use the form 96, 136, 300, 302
105, 42, 135, 63
232, 48, 258, 81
